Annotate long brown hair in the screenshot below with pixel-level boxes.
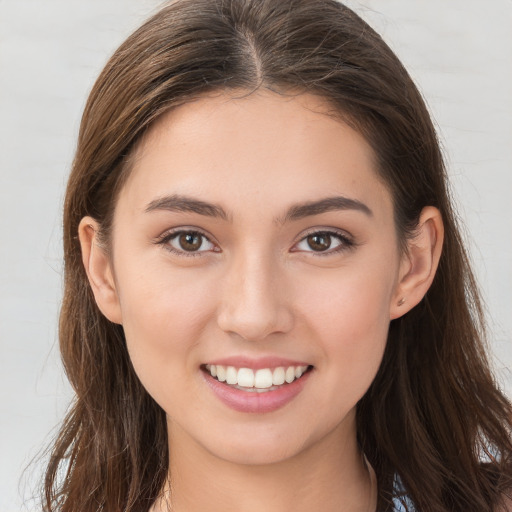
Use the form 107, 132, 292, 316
43, 0, 512, 510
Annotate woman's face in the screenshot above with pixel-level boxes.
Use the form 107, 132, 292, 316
103, 91, 407, 465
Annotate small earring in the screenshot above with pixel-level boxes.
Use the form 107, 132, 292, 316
397, 297, 406, 306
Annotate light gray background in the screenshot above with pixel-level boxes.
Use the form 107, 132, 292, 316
1, 1, 511, 510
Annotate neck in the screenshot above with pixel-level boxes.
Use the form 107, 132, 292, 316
152, 414, 376, 512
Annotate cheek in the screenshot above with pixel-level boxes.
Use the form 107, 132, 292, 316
114, 260, 218, 385
116, 271, 221, 422
118, 257, 216, 334
297, 261, 395, 381
302, 264, 393, 332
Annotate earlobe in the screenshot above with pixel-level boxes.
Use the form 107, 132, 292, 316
78, 217, 123, 324
390, 206, 444, 320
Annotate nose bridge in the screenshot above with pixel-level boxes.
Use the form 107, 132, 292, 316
217, 246, 293, 341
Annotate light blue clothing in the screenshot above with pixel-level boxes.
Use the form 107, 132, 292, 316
392, 474, 415, 511
392, 495, 415, 511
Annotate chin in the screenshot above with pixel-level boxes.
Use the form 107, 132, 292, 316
208, 439, 303, 466
198, 418, 339, 467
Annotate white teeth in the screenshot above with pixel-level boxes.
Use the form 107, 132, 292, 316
272, 367, 286, 385
254, 369, 273, 388
226, 366, 237, 384
237, 368, 255, 387
216, 365, 226, 382
295, 365, 308, 378
206, 363, 310, 389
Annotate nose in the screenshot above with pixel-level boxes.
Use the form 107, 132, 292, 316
216, 251, 294, 341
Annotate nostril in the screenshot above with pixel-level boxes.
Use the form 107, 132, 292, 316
216, 272, 294, 340
216, 309, 294, 342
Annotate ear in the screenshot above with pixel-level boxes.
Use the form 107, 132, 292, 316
390, 206, 444, 320
78, 217, 123, 324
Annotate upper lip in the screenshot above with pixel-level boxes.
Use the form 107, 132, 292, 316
204, 356, 311, 370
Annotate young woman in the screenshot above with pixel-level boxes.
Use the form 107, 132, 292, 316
43, 0, 512, 510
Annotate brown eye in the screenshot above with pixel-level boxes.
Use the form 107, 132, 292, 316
306, 233, 332, 251
293, 230, 353, 255
166, 231, 216, 254
179, 232, 202, 251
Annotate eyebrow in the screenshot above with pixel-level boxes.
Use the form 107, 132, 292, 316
144, 194, 372, 223
145, 194, 230, 221
279, 196, 373, 223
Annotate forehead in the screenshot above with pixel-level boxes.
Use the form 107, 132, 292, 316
119, 90, 392, 220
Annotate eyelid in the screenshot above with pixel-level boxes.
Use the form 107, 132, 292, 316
154, 226, 220, 256
153, 226, 355, 257
291, 227, 356, 255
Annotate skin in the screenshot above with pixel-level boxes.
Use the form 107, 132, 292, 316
79, 91, 443, 512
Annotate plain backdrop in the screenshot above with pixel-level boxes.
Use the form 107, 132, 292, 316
1, 1, 511, 510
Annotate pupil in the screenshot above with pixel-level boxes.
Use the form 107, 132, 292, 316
307, 233, 331, 251
180, 233, 201, 251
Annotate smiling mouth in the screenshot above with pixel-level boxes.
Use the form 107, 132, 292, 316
203, 364, 313, 392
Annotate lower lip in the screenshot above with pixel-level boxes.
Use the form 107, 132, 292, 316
203, 369, 311, 414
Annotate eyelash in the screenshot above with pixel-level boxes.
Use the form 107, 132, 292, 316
154, 228, 355, 257
292, 229, 356, 256
155, 229, 218, 258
